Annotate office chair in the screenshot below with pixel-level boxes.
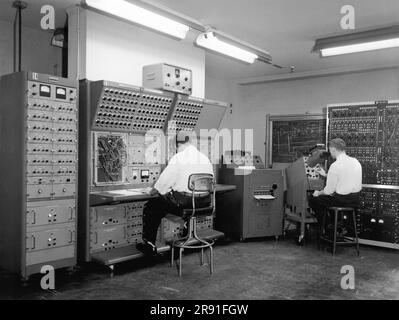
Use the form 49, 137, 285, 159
170, 174, 216, 277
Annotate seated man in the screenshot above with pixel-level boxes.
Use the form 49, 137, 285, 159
137, 135, 214, 256
309, 138, 362, 233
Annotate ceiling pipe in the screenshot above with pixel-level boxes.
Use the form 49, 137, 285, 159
12, 0, 27, 72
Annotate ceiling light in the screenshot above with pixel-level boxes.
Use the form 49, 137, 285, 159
83, 0, 190, 40
313, 25, 399, 57
320, 38, 399, 57
196, 32, 258, 64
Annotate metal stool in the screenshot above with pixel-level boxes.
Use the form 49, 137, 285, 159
319, 207, 360, 256
170, 174, 215, 277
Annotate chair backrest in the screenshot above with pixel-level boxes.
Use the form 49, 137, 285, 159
188, 174, 214, 193
185, 174, 215, 218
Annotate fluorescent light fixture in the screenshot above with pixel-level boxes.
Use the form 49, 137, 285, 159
321, 38, 399, 57
84, 0, 190, 40
313, 25, 399, 57
196, 32, 259, 64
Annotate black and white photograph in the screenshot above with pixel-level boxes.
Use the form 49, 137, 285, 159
0, 0, 398, 307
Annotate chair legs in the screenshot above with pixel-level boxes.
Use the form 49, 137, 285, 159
333, 211, 338, 256
171, 216, 214, 277
173, 246, 213, 277
352, 211, 360, 256
320, 207, 360, 256
178, 247, 183, 277
209, 245, 213, 275
170, 242, 175, 267
318, 210, 328, 251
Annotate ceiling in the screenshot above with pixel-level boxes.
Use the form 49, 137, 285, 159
1, 0, 399, 80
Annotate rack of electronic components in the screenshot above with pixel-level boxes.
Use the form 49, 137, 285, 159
0, 72, 79, 280
327, 101, 399, 249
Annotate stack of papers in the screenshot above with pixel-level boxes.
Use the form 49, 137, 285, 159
107, 190, 144, 196
254, 195, 275, 200
106, 188, 153, 196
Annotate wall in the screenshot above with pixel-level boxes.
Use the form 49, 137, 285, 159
0, 19, 62, 77
209, 68, 399, 160
69, 9, 206, 98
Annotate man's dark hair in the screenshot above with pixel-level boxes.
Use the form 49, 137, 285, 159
176, 134, 190, 144
329, 138, 346, 151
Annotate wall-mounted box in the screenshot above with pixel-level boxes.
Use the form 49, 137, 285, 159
143, 63, 192, 95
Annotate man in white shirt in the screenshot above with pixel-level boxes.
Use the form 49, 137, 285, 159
309, 138, 362, 227
137, 135, 214, 256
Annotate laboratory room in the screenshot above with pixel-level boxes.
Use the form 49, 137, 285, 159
0, 0, 398, 305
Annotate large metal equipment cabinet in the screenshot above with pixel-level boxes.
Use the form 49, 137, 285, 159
0, 72, 78, 280
217, 168, 284, 240
327, 101, 399, 249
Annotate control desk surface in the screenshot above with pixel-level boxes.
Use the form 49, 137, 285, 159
90, 184, 237, 205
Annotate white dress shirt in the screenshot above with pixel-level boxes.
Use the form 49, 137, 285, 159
323, 153, 362, 195
154, 144, 214, 195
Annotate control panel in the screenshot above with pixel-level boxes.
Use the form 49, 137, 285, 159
328, 105, 379, 185
169, 95, 203, 132
26, 78, 78, 268
27, 81, 78, 200
379, 104, 399, 186
143, 63, 193, 95
79, 78, 228, 264
0, 72, 78, 279
90, 204, 215, 253
355, 188, 399, 244
90, 81, 174, 132
328, 101, 399, 247
89, 202, 146, 253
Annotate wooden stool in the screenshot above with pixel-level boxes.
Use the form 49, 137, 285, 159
320, 207, 360, 256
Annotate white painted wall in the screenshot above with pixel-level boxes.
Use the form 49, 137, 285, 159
0, 19, 62, 77
70, 9, 206, 98
207, 68, 399, 159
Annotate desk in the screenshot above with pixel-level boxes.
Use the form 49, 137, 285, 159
89, 184, 236, 269
90, 184, 237, 206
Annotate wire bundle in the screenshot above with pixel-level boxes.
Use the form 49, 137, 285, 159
98, 136, 127, 182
